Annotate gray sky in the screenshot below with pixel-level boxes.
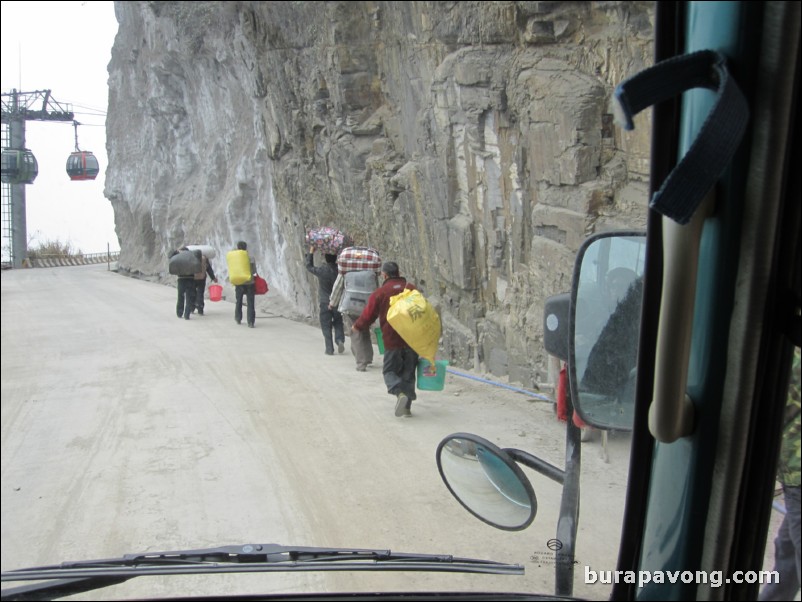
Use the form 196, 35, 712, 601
1, 0, 118, 254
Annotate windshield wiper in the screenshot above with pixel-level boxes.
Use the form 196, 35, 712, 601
1, 544, 524, 600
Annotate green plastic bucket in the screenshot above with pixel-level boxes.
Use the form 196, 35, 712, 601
374, 327, 384, 354
417, 359, 448, 391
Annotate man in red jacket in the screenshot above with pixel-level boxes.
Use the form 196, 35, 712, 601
352, 261, 418, 417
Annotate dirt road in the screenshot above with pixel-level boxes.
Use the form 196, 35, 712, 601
1, 264, 632, 599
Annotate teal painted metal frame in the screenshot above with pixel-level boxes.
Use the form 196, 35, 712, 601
637, 2, 762, 599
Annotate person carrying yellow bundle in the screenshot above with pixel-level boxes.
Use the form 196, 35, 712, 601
226, 241, 257, 328
352, 261, 418, 418
386, 288, 441, 365
226, 247, 252, 286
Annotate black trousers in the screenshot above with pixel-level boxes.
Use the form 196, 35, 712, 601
382, 347, 419, 401
235, 284, 256, 325
176, 278, 196, 318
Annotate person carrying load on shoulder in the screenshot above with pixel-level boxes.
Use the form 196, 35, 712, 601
168, 246, 198, 321
351, 261, 418, 418
306, 246, 345, 355
227, 241, 257, 328
193, 253, 218, 315
329, 246, 382, 371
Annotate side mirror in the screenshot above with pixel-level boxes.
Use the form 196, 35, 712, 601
436, 433, 537, 531
568, 231, 646, 431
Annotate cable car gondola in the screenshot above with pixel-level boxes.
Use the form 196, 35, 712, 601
66, 151, 100, 181
0, 148, 39, 184
66, 121, 100, 181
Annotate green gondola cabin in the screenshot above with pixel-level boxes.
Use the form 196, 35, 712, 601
1, 149, 39, 184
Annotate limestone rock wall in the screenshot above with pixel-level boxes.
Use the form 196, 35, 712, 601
105, 1, 653, 389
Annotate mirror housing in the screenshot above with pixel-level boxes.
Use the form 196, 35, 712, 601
543, 293, 571, 362
568, 231, 646, 431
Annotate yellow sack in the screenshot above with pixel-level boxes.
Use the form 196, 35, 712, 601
226, 250, 251, 286
386, 289, 441, 364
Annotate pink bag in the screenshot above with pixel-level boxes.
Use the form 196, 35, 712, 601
305, 227, 353, 254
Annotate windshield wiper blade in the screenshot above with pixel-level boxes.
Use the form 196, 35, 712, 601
1, 544, 524, 600
1, 576, 130, 602
3, 543, 524, 575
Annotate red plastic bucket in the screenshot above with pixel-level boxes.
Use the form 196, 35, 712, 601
208, 283, 223, 302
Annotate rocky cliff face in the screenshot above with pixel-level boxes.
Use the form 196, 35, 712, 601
105, 1, 653, 389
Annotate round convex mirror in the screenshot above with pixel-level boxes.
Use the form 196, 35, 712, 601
436, 433, 536, 531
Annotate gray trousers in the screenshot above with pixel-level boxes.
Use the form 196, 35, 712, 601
344, 314, 373, 367
194, 278, 207, 311
319, 303, 344, 353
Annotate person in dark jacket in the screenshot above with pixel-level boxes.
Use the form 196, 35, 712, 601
170, 247, 196, 320
193, 253, 218, 315
352, 261, 418, 418
306, 247, 345, 355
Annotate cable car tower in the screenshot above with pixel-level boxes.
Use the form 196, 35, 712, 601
1, 89, 74, 268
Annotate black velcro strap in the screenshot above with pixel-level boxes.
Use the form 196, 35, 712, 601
614, 50, 749, 225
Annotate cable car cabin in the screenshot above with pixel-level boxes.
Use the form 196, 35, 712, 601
66, 151, 100, 181
0, 149, 39, 184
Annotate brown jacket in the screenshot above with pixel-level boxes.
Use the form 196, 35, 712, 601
193, 255, 216, 281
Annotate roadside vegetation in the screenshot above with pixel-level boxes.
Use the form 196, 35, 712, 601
26, 238, 84, 260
